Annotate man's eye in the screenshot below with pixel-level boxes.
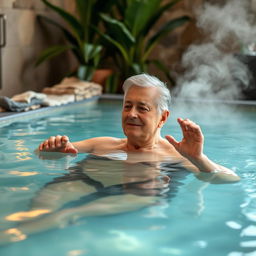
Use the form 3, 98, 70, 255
124, 105, 131, 109
139, 107, 149, 111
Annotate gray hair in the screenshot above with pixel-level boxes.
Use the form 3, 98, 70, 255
122, 73, 171, 113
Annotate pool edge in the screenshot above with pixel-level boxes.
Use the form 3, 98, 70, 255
0, 96, 100, 125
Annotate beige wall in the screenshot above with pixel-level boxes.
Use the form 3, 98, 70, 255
0, 0, 76, 97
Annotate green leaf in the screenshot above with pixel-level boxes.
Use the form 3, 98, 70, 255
38, 15, 83, 63
75, 0, 92, 24
144, 16, 190, 60
38, 15, 79, 47
131, 63, 146, 74
77, 65, 95, 81
75, 0, 94, 42
93, 25, 131, 64
105, 73, 120, 93
35, 45, 72, 66
100, 13, 135, 50
125, 0, 160, 37
83, 43, 102, 63
42, 0, 83, 40
142, 0, 182, 36
92, 0, 117, 21
149, 59, 175, 86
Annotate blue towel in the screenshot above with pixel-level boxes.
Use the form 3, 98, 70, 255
0, 96, 44, 112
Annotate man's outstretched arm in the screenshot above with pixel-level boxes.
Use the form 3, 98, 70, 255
38, 135, 121, 154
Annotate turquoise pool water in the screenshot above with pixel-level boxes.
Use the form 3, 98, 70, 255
0, 99, 255, 256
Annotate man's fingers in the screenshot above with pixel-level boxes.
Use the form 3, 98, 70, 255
43, 140, 49, 149
177, 118, 188, 136
38, 143, 44, 151
66, 146, 78, 154
48, 136, 56, 148
38, 135, 70, 152
61, 136, 69, 144
55, 135, 62, 147
178, 118, 202, 135
165, 135, 179, 148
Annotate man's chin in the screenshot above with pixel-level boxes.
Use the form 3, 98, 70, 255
124, 130, 141, 138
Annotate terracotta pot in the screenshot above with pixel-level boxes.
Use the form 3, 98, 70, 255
92, 69, 113, 88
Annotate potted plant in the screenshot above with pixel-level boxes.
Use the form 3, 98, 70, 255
36, 0, 115, 82
96, 0, 190, 93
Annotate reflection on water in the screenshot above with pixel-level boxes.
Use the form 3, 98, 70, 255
0, 153, 203, 246
8, 171, 39, 177
5, 209, 51, 221
8, 187, 29, 192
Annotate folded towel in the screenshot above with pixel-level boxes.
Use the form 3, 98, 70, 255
0, 96, 44, 112
42, 94, 75, 107
42, 87, 78, 95
0, 78, 102, 112
52, 77, 102, 91
42, 77, 102, 99
12, 91, 47, 103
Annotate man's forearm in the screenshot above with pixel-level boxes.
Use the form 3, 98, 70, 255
188, 154, 220, 173
189, 154, 240, 183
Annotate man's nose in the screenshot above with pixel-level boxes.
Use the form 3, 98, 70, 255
128, 107, 138, 118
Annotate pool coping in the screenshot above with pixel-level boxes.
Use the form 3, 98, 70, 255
0, 96, 100, 124
1, 94, 256, 123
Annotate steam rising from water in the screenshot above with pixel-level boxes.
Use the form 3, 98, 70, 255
197, 0, 256, 46
175, 0, 256, 100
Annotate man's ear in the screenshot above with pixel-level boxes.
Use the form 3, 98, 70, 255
158, 110, 170, 128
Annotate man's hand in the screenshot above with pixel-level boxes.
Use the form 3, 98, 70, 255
38, 135, 78, 154
165, 118, 239, 181
165, 118, 204, 160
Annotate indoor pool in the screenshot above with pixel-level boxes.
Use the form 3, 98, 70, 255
0, 98, 255, 256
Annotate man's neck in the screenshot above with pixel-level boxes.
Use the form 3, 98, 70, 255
125, 136, 162, 152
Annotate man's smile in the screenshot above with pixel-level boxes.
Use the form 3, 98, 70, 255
125, 120, 143, 127
126, 123, 143, 126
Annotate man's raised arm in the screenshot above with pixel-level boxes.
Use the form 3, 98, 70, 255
165, 118, 240, 183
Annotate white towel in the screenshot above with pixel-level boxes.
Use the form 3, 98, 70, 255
42, 94, 75, 107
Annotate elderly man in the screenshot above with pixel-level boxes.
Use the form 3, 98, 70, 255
39, 73, 239, 181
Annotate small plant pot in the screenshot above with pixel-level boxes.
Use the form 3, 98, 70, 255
92, 69, 113, 89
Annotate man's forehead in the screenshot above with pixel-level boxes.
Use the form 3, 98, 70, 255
124, 87, 159, 107
124, 100, 149, 105
125, 86, 159, 98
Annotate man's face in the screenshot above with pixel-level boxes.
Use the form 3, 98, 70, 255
122, 85, 163, 141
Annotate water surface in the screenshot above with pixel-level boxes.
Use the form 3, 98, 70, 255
0, 99, 255, 256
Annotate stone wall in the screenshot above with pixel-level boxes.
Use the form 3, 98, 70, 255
149, 0, 205, 86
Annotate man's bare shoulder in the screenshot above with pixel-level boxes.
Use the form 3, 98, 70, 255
90, 136, 125, 144
87, 137, 126, 153
160, 138, 180, 155
72, 136, 126, 153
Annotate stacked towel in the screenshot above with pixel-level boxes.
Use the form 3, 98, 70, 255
42, 77, 102, 100
42, 94, 75, 107
0, 77, 102, 112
